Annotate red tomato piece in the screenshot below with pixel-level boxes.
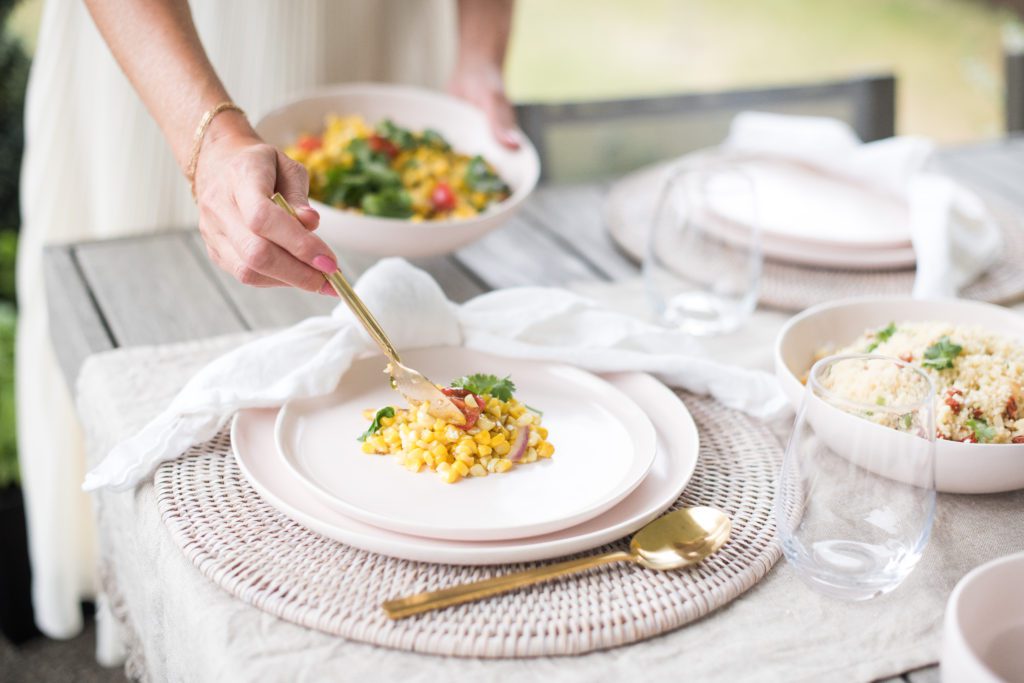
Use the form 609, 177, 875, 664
296, 135, 321, 152
431, 182, 456, 212
442, 387, 482, 430
368, 134, 399, 159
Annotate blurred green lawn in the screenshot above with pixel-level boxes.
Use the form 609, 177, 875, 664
9, 0, 1016, 142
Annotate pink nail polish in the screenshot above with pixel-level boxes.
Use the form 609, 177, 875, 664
319, 282, 338, 296
312, 255, 337, 273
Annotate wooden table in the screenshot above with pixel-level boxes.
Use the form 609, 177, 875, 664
43, 137, 1024, 682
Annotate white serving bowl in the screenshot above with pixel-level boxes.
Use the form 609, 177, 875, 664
774, 296, 1024, 494
255, 83, 540, 257
942, 551, 1024, 682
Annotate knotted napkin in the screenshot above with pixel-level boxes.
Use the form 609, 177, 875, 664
84, 259, 787, 491
723, 112, 1002, 298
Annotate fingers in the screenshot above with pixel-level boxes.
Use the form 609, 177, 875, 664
232, 233, 335, 294
276, 151, 320, 230
485, 93, 520, 150
194, 138, 337, 294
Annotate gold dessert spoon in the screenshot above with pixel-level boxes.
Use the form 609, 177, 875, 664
271, 193, 466, 425
381, 506, 731, 620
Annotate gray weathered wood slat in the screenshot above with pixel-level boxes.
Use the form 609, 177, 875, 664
935, 151, 1024, 212
334, 250, 489, 305
454, 211, 605, 289
938, 140, 1024, 191
522, 183, 640, 280
185, 232, 336, 330
74, 231, 247, 346
42, 246, 115, 384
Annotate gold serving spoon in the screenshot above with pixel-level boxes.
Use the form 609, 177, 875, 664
381, 506, 731, 620
271, 193, 466, 425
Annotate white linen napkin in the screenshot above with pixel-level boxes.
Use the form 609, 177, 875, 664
84, 258, 788, 492
723, 112, 1002, 298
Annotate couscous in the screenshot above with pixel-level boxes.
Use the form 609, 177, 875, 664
826, 322, 1024, 443
358, 374, 554, 483
285, 115, 510, 220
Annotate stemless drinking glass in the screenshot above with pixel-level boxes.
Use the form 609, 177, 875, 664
643, 159, 761, 336
776, 354, 937, 601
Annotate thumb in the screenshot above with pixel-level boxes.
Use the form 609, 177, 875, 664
487, 94, 521, 151
276, 151, 320, 230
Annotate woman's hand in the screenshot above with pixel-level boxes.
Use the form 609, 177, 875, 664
449, 0, 519, 150
193, 118, 339, 295
448, 61, 519, 150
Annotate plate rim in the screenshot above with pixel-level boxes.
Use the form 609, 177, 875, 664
274, 349, 659, 541
232, 372, 699, 565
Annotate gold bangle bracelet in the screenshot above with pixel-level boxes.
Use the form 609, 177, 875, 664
185, 101, 246, 199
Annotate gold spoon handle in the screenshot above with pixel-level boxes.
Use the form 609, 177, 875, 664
271, 193, 401, 363
382, 550, 633, 620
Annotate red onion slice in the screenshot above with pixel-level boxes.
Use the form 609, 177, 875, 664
508, 426, 529, 462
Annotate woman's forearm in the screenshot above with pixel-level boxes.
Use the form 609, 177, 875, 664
455, 0, 514, 69
82, 0, 339, 297
450, 0, 518, 147
82, 0, 255, 172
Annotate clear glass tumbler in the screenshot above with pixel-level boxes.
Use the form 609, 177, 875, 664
643, 159, 761, 336
776, 354, 937, 601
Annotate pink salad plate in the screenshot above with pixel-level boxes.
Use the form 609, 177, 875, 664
273, 349, 658, 542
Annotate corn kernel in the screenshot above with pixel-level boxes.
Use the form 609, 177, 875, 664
453, 460, 470, 477
474, 431, 491, 445
494, 459, 513, 473
477, 444, 492, 457
537, 442, 555, 459
469, 464, 487, 477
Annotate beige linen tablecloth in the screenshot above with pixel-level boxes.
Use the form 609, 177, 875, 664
79, 313, 1024, 683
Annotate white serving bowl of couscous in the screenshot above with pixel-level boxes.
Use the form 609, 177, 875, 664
775, 296, 1024, 494
255, 83, 540, 257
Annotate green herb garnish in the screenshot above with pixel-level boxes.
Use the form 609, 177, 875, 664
421, 128, 451, 151
865, 322, 897, 352
450, 373, 516, 401
464, 155, 510, 194
901, 413, 913, 430
922, 336, 963, 370
966, 417, 997, 443
876, 396, 887, 406
358, 406, 395, 442
375, 119, 416, 150
525, 404, 544, 417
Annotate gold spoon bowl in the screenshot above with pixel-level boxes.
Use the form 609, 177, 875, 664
382, 506, 731, 620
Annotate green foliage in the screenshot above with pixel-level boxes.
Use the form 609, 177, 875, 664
0, 230, 15, 301
0, 301, 17, 487
0, 0, 29, 231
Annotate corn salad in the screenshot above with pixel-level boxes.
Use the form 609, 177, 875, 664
284, 114, 510, 221
360, 395, 554, 484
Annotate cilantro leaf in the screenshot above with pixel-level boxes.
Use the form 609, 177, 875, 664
922, 336, 963, 370
450, 373, 516, 401
865, 322, 897, 353
901, 413, 913, 430
966, 417, 997, 443
358, 407, 394, 442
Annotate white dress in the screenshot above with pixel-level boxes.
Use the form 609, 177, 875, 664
18, 0, 455, 640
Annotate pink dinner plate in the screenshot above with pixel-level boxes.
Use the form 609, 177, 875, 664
233, 372, 699, 565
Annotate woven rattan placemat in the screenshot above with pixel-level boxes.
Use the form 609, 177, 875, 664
154, 392, 783, 658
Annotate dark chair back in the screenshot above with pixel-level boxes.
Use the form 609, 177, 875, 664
515, 74, 896, 183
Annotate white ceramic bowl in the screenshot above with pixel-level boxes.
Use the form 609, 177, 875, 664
942, 551, 1024, 682
774, 296, 1024, 494
254, 83, 540, 257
